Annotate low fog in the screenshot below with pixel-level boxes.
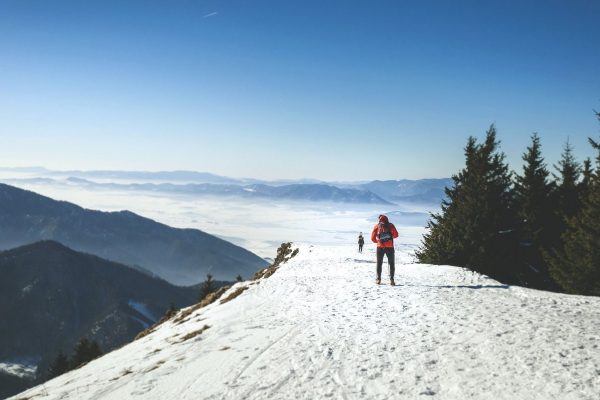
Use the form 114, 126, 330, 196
1, 178, 436, 259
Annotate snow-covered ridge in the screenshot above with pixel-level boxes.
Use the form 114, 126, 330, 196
11, 244, 600, 400
0, 361, 37, 380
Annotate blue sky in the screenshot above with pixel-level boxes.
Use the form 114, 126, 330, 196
1, 0, 599, 181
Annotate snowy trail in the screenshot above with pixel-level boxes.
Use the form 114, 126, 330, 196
12, 244, 600, 400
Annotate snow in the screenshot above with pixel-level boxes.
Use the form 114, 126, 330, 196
0, 360, 37, 379
10, 244, 600, 400
21, 284, 33, 294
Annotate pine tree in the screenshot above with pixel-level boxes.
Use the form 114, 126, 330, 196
417, 137, 478, 267
547, 113, 600, 295
47, 351, 70, 379
417, 125, 516, 283
579, 157, 594, 192
513, 133, 555, 288
235, 274, 243, 282
198, 274, 216, 302
70, 338, 102, 369
553, 140, 581, 221
580, 157, 593, 199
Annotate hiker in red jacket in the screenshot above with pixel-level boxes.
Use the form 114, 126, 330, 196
371, 214, 399, 285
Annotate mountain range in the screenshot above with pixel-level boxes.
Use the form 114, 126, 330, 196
0, 183, 268, 285
357, 179, 452, 204
0, 167, 452, 205
0, 167, 327, 185
61, 179, 393, 204
0, 240, 207, 399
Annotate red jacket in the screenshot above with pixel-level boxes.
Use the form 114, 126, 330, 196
371, 215, 399, 248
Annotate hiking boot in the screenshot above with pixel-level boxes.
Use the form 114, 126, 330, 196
390, 278, 396, 286
376, 278, 381, 285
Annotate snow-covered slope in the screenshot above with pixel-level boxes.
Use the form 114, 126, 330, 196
12, 244, 600, 400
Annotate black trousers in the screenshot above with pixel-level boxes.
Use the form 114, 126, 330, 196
358, 243, 363, 252
376, 247, 395, 279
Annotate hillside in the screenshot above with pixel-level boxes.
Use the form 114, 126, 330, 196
0, 241, 206, 398
0, 183, 268, 284
11, 244, 600, 400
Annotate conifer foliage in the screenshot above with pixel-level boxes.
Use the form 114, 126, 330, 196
418, 111, 600, 295
513, 133, 555, 288
47, 338, 102, 380
580, 157, 593, 198
546, 113, 600, 295
416, 125, 516, 283
553, 140, 581, 224
71, 338, 102, 369
198, 274, 216, 302
47, 351, 70, 379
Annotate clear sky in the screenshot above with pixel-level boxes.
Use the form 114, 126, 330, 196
1, 0, 599, 181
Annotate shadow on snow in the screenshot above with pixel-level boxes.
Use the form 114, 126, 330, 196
398, 284, 510, 290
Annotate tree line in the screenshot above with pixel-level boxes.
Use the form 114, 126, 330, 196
417, 111, 600, 296
47, 338, 102, 379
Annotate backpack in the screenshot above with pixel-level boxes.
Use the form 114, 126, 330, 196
377, 222, 393, 243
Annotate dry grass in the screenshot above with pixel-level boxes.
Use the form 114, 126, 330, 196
219, 286, 249, 304
144, 360, 166, 372
109, 368, 133, 381
172, 285, 231, 325
199, 286, 231, 307
253, 242, 299, 281
138, 285, 229, 341
135, 327, 156, 341
179, 324, 210, 342
170, 304, 202, 325
262, 267, 279, 279
135, 307, 180, 340
72, 361, 90, 370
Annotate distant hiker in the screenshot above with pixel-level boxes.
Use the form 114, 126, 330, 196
358, 233, 365, 253
371, 214, 399, 285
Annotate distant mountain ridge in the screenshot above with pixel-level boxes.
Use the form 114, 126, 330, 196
0, 240, 203, 399
0, 167, 451, 205
53, 179, 392, 204
358, 179, 452, 204
0, 167, 322, 185
0, 183, 268, 285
